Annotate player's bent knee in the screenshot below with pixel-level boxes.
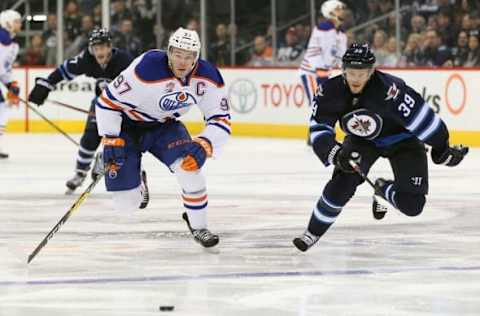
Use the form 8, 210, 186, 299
112, 185, 142, 213
171, 158, 206, 192
397, 193, 426, 217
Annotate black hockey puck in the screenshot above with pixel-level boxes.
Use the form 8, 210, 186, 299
159, 305, 174, 312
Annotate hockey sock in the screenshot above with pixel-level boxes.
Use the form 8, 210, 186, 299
307, 194, 343, 237
378, 181, 399, 209
172, 159, 208, 230
76, 145, 96, 172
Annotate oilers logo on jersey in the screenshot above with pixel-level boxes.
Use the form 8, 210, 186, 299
159, 91, 197, 111
341, 109, 383, 140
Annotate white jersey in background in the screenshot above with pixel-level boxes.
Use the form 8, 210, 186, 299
0, 26, 20, 158
96, 49, 231, 156
301, 20, 347, 75
299, 20, 347, 103
0, 27, 19, 85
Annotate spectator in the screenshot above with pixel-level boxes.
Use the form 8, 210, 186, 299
400, 33, 423, 67
437, 9, 456, 47
427, 14, 438, 30
113, 18, 143, 57
93, 4, 102, 26
132, 0, 156, 51
228, 23, 248, 65
365, 0, 381, 22
451, 31, 469, 66
42, 14, 57, 66
111, 0, 132, 32
464, 31, 480, 66
380, 36, 400, 67
209, 23, 231, 66
460, 14, 474, 33
371, 29, 388, 65
377, 0, 394, 35
64, 0, 81, 42
419, 29, 452, 67
22, 35, 46, 65
277, 27, 304, 66
247, 35, 273, 66
410, 14, 426, 34
294, 23, 308, 48
65, 15, 95, 58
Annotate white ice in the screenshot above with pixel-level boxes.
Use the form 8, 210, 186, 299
0, 134, 479, 316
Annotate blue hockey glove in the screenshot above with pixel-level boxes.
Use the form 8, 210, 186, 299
431, 144, 468, 167
181, 137, 213, 171
102, 136, 126, 171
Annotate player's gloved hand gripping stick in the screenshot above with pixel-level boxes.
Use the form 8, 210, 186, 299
347, 152, 390, 219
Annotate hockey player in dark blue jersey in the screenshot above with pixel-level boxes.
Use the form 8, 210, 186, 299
293, 43, 469, 252
28, 28, 146, 198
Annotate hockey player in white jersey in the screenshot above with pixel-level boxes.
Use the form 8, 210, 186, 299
300, 0, 347, 144
96, 27, 231, 248
0, 10, 22, 158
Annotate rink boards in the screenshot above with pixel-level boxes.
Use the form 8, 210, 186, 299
5, 66, 480, 146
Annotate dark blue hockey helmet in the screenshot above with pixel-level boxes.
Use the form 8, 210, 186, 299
342, 43, 376, 69
88, 27, 112, 46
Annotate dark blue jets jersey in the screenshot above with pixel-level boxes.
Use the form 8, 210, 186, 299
47, 48, 133, 96
310, 70, 449, 166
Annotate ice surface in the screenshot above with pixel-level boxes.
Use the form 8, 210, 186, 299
0, 134, 479, 316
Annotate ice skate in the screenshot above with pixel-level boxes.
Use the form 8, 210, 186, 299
0, 150, 8, 159
65, 172, 87, 194
372, 178, 393, 220
182, 212, 219, 248
139, 170, 149, 209
293, 230, 320, 252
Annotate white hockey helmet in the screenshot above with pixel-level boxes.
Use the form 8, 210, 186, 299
167, 27, 201, 62
321, 0, 345, 20
0, 10, 21, 34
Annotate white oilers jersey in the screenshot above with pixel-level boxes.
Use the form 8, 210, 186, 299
300, 20, 347, 75
96, 50, 231, 156
0, 27, 19, 85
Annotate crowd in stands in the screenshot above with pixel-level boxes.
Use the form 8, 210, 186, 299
16, 0, 480, 68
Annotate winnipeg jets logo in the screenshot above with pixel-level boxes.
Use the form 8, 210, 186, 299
385, 82, 400, 101
340, 108, 383, 140
351, 114, 372, 133
159, 91, 197, 111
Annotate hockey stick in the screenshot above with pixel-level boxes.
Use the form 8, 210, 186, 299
46, 99, 90, 114
17, 96, 80, 146
27, 157, 105, 264
348, 159, 390, 219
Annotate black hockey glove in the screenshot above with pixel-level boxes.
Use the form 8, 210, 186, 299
334, 147, 361, 173
28, 78, 54, 106
431, 144, 469, 167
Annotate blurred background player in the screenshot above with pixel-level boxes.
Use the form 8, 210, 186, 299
0, 10, 22, 159
28, 28, 135, 194
96, 27, 231, 248
293, 43, 469, 252
299, 0, 347, 145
